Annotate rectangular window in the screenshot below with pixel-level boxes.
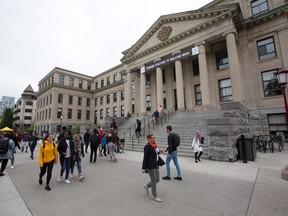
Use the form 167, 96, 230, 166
68, 109, 72, 119
69, 78, 74, 87
192, 59, 199, 76
100, 109, 103, 119
163, 91, 167, 109
219, 79, 233, 102
106, 94, 110, 104
87, 82, 91, 90
87, 98, 91, 107
101, 79, 104, 87
86, 110, 90, 120
216, 50, 229, 70
49, 108, 51, 119
162, 70, 166, 84
78, 97, 82, 106
146, 75, 151, 88
113, 106, 117, 117
257, 37, 276, 61
100, 96, 103, 105
59, 75, 64, 85
25, 109, 33, 113
50, 95, 52, 104
24, 116, 32, 120
262, 69, 281, 97
132, 98, 135, 113
121, 90, 125, 100
251, 0, 268, 16
79, 80, 83, 88
173, 66, 176, 81
94, 110, 98, 124
95, 82, 98, 89
77, 110, 82, 120
106, 108, 110, 117
94, 98, 98, 107
107, 77, 110, 85
121, 105, 125, 117
113, 74, 117, 83
57, 108, 62, 118
113, 92, 117, 102
58, 94, 63, 103
195, 84, 202, 105
26, 101, 33, 106
68, 95, 73, 105
132, 80, 135, 92
146, 94, 151, 111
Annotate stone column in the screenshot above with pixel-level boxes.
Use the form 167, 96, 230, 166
156, 67, 163, 106
198, 43, 210, 110
140, 72, 146, 115
175, 60, 185, 111
225, 32, 244, 102
125, 71, 132, 115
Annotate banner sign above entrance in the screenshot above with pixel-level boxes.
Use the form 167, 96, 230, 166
144, 47, 198, 72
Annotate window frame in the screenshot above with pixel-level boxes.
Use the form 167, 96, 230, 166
261, 69, 282, 97
257, 37, 277, 61
219, 78, 233, 102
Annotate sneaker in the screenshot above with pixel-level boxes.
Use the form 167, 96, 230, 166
162, 176, 171, 180
0, 173, 5, 177
65, 179, 71, 184
79, 176, 85, 181
153, 197, 162, 202
39, 179, 43, 185
45, 185, 51, 191
70, 174, 74, 178
11, 165, 14, 169
57, 176, 62, 182
144, 184, 149, 194
174, 176, 182, 181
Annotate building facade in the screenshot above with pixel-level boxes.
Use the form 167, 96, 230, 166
13, 85, 37, 130
35, 0, 288, 136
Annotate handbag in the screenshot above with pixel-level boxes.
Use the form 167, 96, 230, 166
158, 155, 165, 166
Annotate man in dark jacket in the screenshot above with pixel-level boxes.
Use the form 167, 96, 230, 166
162, 125, 182, 181
83, 129, 91, 154
89, 129, 99, 163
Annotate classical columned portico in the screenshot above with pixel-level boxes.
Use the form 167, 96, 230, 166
125, 71, 132, 115
225, 32, 244, 102
175, 60, 185, 111
139, 72, 146, 115
198, 43, 210, 109
156, 67, 163, 106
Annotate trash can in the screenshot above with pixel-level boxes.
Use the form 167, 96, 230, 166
237, 136, 257, 161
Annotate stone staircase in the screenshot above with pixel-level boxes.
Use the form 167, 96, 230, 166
119, 110, 224, 159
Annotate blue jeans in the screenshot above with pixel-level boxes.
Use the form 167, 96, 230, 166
60, 157, 71, 180
70, 158, 82, 176
165, 150, 181, 177
10, 147, 16, 166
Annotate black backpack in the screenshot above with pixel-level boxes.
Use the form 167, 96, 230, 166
172, 133, 180, 147
0, 138, 9, 154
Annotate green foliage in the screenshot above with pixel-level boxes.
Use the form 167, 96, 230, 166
0, 108, 14, 128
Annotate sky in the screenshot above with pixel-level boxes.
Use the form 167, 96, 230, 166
0, 0, 213, 101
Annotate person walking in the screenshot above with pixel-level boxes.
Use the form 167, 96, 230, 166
83, 129, 91, 154
107, 128, 117, 162
192, 131, 203, 163
57, 131, 76, 184
142, 133, 162, 202
70, 134, 85, 180
162, 125, 182, 181
9, 132, 21, 169
0, 133, 15, 177
97, 127, 104, 158
29, 131, 39, 160
135, 119, 141, 137
110, 119, 118, 131
38, 133, 58, 191
89, 129, 99, 163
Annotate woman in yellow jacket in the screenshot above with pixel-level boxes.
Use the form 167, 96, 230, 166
38, 133, 58, 191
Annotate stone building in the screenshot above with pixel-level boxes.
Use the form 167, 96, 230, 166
35, 0, 288, 140
13, 85, 37, 130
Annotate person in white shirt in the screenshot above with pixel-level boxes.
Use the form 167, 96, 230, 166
192, 131, 203, 163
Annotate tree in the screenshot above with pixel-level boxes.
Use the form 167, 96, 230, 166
0, 108, 14, 128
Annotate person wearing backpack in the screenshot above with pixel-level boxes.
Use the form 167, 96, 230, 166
89, 129, 99, 163
0, 133, 15, 177
38, 133, 58, 191
162, 125, 182, 181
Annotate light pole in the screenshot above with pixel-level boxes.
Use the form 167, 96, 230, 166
275, 68, 288, 181
60, 114, 63, 129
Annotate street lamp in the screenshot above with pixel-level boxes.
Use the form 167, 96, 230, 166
60, 114, 63, 129
275, 68, 288, 181
275, 68, 288, 127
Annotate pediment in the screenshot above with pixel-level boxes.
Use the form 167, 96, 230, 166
121, 3, 241, 64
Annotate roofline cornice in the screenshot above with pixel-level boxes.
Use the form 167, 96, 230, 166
121, 6, 240, 64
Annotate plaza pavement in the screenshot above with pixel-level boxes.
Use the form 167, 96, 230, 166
1, 145, 288, 216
